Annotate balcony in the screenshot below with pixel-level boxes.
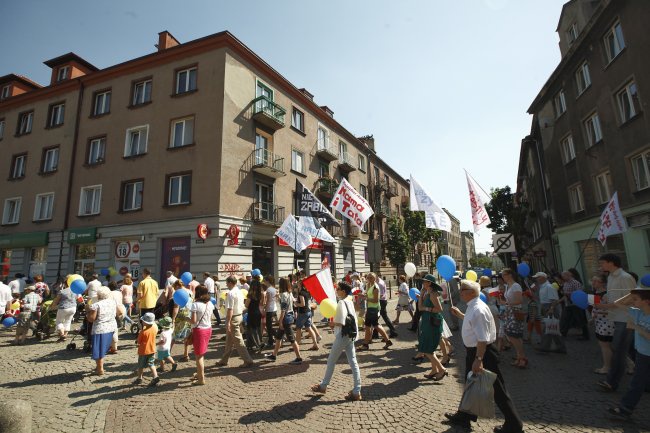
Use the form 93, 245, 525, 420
375, 203, 390, 218
315, 138, 338, 162
338, 151, 356, 172
349, 225, 361, 237
401, 195, 409, 206
374, 180, 387, 192
386, 182, 398, 198
314, 177, 339, 199
244, 149, 286, 179
251, 96, 286, 131
250, 202, 285, 226
329, 222, 360, 238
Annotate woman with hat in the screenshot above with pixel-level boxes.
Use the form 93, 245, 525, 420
418, 274, 447, 380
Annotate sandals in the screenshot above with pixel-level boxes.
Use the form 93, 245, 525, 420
344, 391, 362, 401
179, 355, 190, 362
382, 340, 393, 350
311, 384, 326, 394
440, 356, 450, 366
598, 380, 615, 392
517, 358, 529, 369
593, 367, 608, 375
433, 370, 449, 381
357, 344, 370, 351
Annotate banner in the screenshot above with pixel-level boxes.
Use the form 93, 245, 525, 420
302, 267, 336, 303
278, 237, 324, 249
409, 176, 451, 232
330, 178, 374, 229
597, 192, 627, 246
465, 171, 491, 233
275, 214, 312, 253
296, 179, 340, 227
298, 215, 335, 243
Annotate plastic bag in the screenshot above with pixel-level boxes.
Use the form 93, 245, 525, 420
543, 316, 561, 335
458, 369, 497, 418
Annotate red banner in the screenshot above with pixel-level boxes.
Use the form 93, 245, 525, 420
277, 237, 323, 249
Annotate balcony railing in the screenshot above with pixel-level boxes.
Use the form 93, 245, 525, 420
374, 179, 387, 191
314, 177, 339, 198
244, 149, 286, 179
386, 182, 398, 197
338, 151, 356, 172
375, 203, 390, 218
315, 137, 338, 162
329, 222, 360, 238
251, 96, 286, 130
250, 201, 285, 225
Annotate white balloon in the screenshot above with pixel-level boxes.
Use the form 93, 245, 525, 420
404, 262, 417, 277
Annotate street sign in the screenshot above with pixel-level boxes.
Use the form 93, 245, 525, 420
492, 233, 516, 253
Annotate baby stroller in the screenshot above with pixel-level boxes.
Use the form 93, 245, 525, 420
35, 300, 57, 340
66, 296, 91, 352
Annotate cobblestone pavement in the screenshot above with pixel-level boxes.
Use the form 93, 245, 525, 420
1, 303, 649, 433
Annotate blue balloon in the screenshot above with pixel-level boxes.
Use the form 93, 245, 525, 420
100, 268, 110, 276
517, 263, 531, 278
479, 293, 488, 304
436, 255, 456, 281
641, 274, 650, 287
570, 290, 589, 309
409, 287, 420, 302
70, 279, 87, 295
173, 289, 190, 308
180, 272, 193, 286
210, 297, 217, 305
482, 268, 492, 277
2, 316, 16, 327
251, 268, 261, 277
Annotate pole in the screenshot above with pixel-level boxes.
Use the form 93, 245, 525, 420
572, 218, 602, 270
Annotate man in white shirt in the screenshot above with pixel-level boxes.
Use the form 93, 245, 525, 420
85, 274, 102, 304
264, 275, 278, 347
534, 272, 566, 354
8, 273, 26, 295
165, 271, 177, 290
216, 276, 253, 368
443, 280, 524, 433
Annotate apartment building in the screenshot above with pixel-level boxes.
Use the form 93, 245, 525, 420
440, 209, 462, 268
527, 0, 650, 278
0, 31, 410, 284
460, 231, 477, 270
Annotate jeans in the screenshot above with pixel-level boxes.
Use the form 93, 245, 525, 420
123, 304, 134, 325
320, 333, 361, 396
560, 305, 589, 339
379, 300, 396, 333
620, 351, 650, 412
539, 303, 565, 352
266, 311, 277, 345
607, 322, 633, 389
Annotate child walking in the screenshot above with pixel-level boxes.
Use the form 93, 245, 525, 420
156, 317, 177, 373
133, 312, 160, 387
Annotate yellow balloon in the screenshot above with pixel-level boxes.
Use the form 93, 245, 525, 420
466, 270, 478, 282
319, 298, 337, 319
240, 289, 248, 299
67, 274, 84, 287
220, 291, 227, 300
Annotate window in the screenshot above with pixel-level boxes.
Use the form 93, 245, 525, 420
170, 117, 194, 148
631, 151, 650, 191
41, 147, 59, 173
0, 119, 5, 140
33, 193, 54, 221
56, 66, 70, 82
594, 172, 612, 204
48, 103, 65, 127
317, 126, 329, 150
584, 113, 603, 147
360, 184, 368, 199
92, 90, 111, 116
79, 185, 102, 216
2, 197, 21, 224
124, 125, 148, 157
10, 154, 27, 179
121, 180, 143, 211
17, 111, 33, 135
291, 149, 304, 173
318, 161, 329, 178
73, 245, 96, 281
568, 184, 584, 213
373, 166, 380, 181
167, 173, 191, 205
575, 62, 591, 95
604, 21, 625, 63
0, 85, 9, 100
553, 90, 566, 117
531, 220, 542, 241
175, 67, 197, 94
358, 154, 367, 172
560, 135, 576, 164
339, 140, 348, 160
567, 23, 579, 45
291, 108, 304, 132
87, 137, 106, 165
617, 81, 640, 123
132, 79, 152, 106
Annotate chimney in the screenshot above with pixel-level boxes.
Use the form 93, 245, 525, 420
298, 88, 314, 100
358, 135, 375, 152
157, 31, 180, 51
320, 106, 334, 118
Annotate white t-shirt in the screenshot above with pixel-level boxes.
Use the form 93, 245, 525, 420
157, 328, 173, 351
165, 275, 178, 289
204, 277, 215, 294
398, 282, 410, 306
8, 278, 25, 294
190, 301, 214, 329
334, 297, 358, 340
265, 286, 277, 313
505, 282, 523, 305
86, 279, 102, 303
225, 287, 245, 315
0, 283, 11, 315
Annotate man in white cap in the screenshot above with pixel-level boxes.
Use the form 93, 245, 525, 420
534, 272, 565, 354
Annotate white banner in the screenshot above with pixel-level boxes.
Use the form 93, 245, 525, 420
275, 214, 313, 253
298, 216, 335, 243
466, 171, 491, 233
409, 176, 451, 232
329, 178, 374, 229
597, 192, 627, 246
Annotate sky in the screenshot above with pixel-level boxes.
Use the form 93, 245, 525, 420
0, 0, 568, 253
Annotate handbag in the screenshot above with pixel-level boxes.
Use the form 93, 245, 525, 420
186, 303, 209, 344
543, 315, 561, 336
341, 301, 357, 339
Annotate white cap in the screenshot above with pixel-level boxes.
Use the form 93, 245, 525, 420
532, 272, 548, 279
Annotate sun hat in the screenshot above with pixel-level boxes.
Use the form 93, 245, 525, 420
423, 274, 443, 292
140, 312, 155, 325
158, 317, 172, 329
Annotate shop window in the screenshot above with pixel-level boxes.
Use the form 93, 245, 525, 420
73, 244, 96, 281
29, 247, 47, 278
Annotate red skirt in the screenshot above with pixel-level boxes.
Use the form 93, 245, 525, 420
192, 327, 212, 356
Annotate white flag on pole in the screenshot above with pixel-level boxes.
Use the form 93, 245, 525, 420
329, 178, 374, 229
409, 176, 451, 232
465, 171, 491, 233
597, 192, 627, 246
298, 216, 335, 243
275, 214, 312, 253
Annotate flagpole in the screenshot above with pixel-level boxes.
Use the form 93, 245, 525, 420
572, 218, 602, 270
464, 168, 492, 201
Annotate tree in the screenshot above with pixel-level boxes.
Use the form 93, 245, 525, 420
401, 205, 426, 264
472, 253, 493, 269
484, 185, 531, 261
422, 228, 443, 272
386, 216, 409, 274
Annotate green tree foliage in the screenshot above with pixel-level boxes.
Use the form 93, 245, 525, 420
484, 186, 530, 256
386, 216, 409, 270
472, 253, 493, 269
402, 205, 426, 262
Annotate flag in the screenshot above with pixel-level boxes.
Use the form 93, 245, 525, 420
274, 214, 312, 253
409, 176, 451, 232
465, 171, 491, 233
298, 215, 335, 243
295, 179, 340, 227
597, 192, 628, 246
302, 267, 336, 303
588, 294, 601, 306
330, 178, 374, 229
487, 287, 500, 297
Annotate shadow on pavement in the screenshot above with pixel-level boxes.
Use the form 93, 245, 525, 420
238, 395, 336, 424
1, 371, 85, 388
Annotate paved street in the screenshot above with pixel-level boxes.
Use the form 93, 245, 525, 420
1, 303, 649, 433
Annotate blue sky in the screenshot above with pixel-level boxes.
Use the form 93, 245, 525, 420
1, 0, 567, 253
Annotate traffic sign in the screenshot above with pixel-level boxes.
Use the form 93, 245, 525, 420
492, 233, 516, 253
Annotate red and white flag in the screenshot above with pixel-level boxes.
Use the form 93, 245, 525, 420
487, 287, 501, 297
301, 267, 336, 303
588, 294, 601, 306
330, 178, 374, 229
597, 192, 627, 246
465, 171, 491, 233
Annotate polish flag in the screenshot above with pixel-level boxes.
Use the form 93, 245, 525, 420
588, 294, 601, 305
487, 288, 501, 297
302, 268, 336, 303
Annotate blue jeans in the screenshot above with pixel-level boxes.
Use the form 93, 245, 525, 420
620, 351, 650, 412
320, 333, 361, 396
123, 304, 134, 325
607, 322, 633, 389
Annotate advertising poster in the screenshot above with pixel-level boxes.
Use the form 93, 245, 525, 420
113, 240, 141, 281
160, 237, 191, 283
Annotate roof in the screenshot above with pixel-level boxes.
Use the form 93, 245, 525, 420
0, 73, 42, 89
43, 52, 98, 71
555, 0, 578, 32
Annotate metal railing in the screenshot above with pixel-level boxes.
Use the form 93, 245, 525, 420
250, 201, 285, 225
252, 96, 286, 126
245, 148, 285, 174
339, 151, 355, 169
386, 182, 398, 197
314, 177, 339, 196
316, 137, 338, 159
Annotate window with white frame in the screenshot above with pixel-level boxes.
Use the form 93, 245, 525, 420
0, 85, 10, 100
0, 119, 5, 140
57, 66, 70, 82
48, 103, 65, 127
11, 154, 26, 179
631, 151, 650, 191
132, 79, 152, 105
560, 135, 576, 164
553, 90, 566, 117
79, 185, 102, 216
594, 171, 612, 204
88, 137, 106, 165
17, 111, 33, 135
175, 67, 197, 94
291, 149, 304, 173
167, 173, 191, 205
568, 184, 584, 213
339, 140, 348, 160
531, 220, 542, 241
2, 197, 21, 224
122, 180, 143, 211
617, 81, 640, 123
170, 117, 194, 148
604, 21, 625, 63
33, 193, 54, 221
575, 62, 591, 95
291, 108, 304, 132
317, 126, 329, 150
584, 113, 603, 147
124, 125, 148, 157
358, 154, 367, 172
93, 90, 111, 116
567, 23, 579, 45
42, 147, 59, 173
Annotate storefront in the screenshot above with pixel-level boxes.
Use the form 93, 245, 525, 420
67, 227, 97, 281
0, 232, 49, 279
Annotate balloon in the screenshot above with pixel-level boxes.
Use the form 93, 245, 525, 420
180, 272, 192, 285
466, 270, 478, 282
240, 289, 248, 299
100, 268, 110, 276
409, 287, 420, 302
70, 279, 87, 295
109, 267, 118, 276
210, 297, 217, 305
66, 274, 83, 287
641, 274, 650, 287
482, 268, 492, 277
570, 290, 589, 309
242, 312, 248, 324
517, 263, 531, 278
319, 298, 337, 319
220, 291, 227, 300
251, 268, 261, 277
404, 262, 417, 278
479, 293, 487, 304
436, 255, 456, 281
173, 289, 190, 308
2, 317, 16, 327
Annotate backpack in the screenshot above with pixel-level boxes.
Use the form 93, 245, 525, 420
341, 300, 357, 339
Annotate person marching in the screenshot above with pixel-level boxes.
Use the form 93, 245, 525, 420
417, 274, 447, 380
357, 272, 393, 351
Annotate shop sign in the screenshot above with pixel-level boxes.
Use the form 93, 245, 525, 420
226, 224, 240, 246
114, 240, 141, 281
197, 224, 211, 240
218, 263, 245, 280
68, 227, 97, 244
0, 232, 49, 248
